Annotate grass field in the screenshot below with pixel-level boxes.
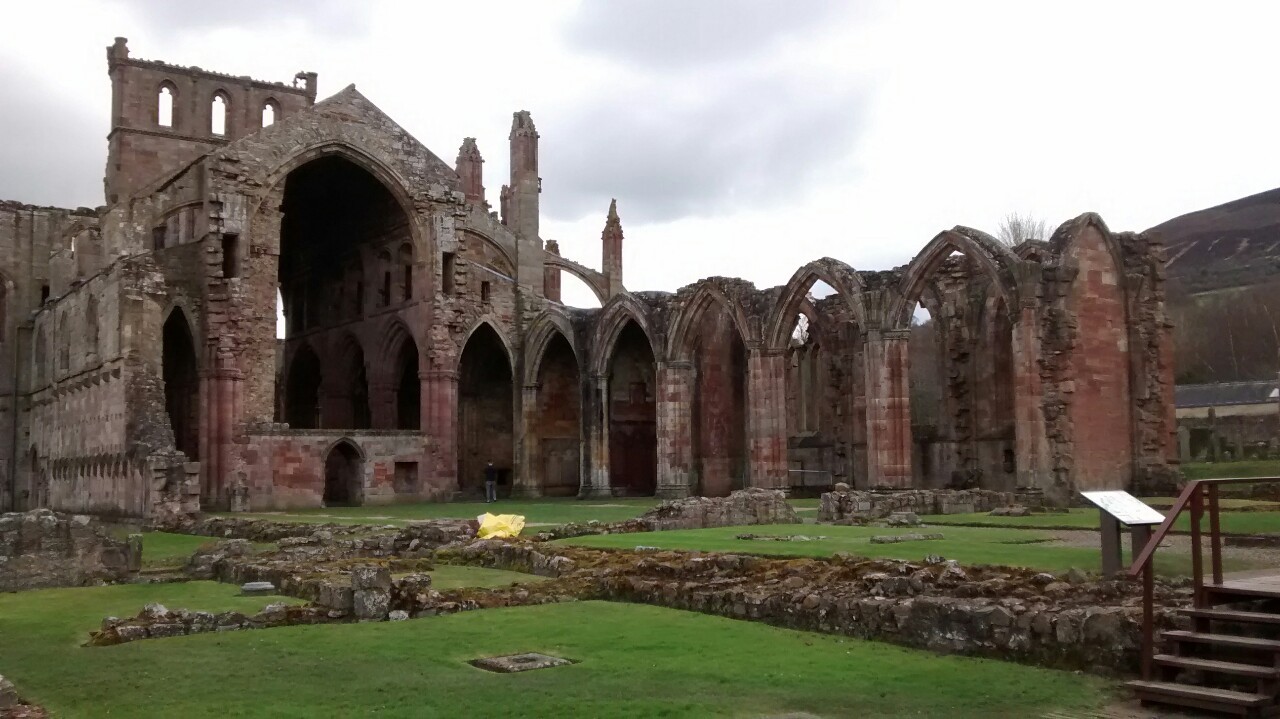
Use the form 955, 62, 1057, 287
0, 583, 1113, 718
218, 497, 661, 528
556, 523, 1260, 576
1181, 459, 1280, 481
925, 508, 1280, 535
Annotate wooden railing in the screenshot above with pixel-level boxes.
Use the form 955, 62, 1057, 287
1127, 476, 1280, 679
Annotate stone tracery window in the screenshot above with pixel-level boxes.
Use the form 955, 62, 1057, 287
157, 83, 176, 128
211, 92, 229, 136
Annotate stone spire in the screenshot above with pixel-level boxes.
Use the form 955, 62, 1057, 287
506, 110, 540, 242
602, 198, 624, 294
455, 137, 485, 205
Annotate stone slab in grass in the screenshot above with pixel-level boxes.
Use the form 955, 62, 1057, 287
469, 652, 575, 673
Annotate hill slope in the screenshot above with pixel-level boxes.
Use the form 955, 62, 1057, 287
1150, 187, 1280, 294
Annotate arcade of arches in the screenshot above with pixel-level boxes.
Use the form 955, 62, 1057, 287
5, 38, 1177, 518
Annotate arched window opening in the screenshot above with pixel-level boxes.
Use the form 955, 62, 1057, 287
458, 324, 513, 496
162, 311, 200, 460
399, 244, 414, 302
85, 296, 99, 359
262, 101, 278, 127
211, 93, 228, 136
157, 85, 175, 127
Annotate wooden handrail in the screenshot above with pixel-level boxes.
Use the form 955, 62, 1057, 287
1125, 475, 1280, 680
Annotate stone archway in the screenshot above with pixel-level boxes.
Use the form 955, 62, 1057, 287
284, 344, 321, 429
458, 324, 514, 496
323, 440, 363, 506
162, 309, 200, 460
607, 320, 657, 496
534, 332, 581, 496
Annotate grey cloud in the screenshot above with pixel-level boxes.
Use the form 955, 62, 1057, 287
0, 70, 104, 208
540, 73, 867, 224
564, 0, 864, 69
111, 0, 368, 37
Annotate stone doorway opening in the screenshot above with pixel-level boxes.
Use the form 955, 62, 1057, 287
323, 440, 363, 506
535, 331, 581, 497
458, 323, 513, 496
162, 309, 200, 461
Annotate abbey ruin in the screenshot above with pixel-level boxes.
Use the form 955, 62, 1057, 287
0, 39, 1179, 519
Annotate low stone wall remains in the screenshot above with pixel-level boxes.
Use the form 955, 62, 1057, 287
634, 488, 800, 530
0, 509, 141, 591
817, 488, 1044, 523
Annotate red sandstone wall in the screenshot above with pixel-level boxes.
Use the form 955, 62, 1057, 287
1065, 226, 1134, 491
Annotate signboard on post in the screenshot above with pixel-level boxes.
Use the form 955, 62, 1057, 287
1080, 490, 1166, 576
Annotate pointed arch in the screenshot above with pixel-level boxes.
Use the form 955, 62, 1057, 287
590, 293, 659, 377
210, 89, 230, 136
457, 318, 517, 374
156, 80, 177, 128
888, 227, 1025, 330
458, 320, 515, 495
666, 280, 758, 363
162, 307, 201, 459
766, 258, 867, 351
283, 341, 322, 429
323, 438, 364, 506
524, 309, 579, 386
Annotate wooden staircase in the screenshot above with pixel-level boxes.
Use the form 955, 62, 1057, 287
1129, 580, 1280, 715
1127, 479, 1280, 717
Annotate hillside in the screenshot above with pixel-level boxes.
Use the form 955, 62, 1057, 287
1149, 187, 1280, 295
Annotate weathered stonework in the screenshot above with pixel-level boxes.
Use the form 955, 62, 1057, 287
816, 488, 1040, 523
1, 39, 1176, 518
0, 509, 140, 591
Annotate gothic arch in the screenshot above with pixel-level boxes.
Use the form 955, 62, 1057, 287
253, 141, 435, 265
889, 227, 1025, 330
666, 281, 757, 363
766, 258, 867, 351
1049, 213, 1132, 299
458, 317, 516, 373
524, 309, 579, 386
375, 317, 420, 377
590, 293, 659, 376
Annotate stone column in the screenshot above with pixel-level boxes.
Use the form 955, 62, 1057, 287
200, 361, 243, 511
747, 348, 788, 490
421, 370, 458, 494
1011, 301, 1051, 490
656, 361, 695, 498
581, 374, 612, 498
864, 328, 913, 488
512, 384, 542, 498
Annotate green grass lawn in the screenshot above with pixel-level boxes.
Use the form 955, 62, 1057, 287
0, 583, 1113, 718
427, 564, 549, 590
1181, 459, 1280, 481
138, 531, 278, 570
925, 508, 1280, 535
556, 523, 1257, 577
217, 497, 661, 528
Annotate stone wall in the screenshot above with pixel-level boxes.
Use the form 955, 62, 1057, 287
0, 509, 140, 591
635, 489, 799, 530
817, 488, 1039, 522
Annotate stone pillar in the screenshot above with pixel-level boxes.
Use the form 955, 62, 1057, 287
746, 348, 788, 490
512, 384, 542, 498
1011, 301, 1051, 490
200, 362, 243, 511
1177, 425, 1191, 462
422, 370, 458, 494
656, 361, 695, 498
581, 374, 612, 498
864, 328, 913, 488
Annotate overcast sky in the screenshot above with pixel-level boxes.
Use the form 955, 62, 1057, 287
3, 1, 1279, 308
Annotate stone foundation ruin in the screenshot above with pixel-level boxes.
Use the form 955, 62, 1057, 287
0, 509, 140, 591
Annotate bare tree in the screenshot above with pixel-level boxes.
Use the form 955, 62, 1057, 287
997, 212, 1054, 246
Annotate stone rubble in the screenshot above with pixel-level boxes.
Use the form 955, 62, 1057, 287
0, 509, 141, 591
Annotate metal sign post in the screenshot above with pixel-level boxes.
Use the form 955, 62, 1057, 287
1080, 491, 1165, 576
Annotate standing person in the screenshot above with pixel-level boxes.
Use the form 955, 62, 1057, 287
484, 461, 498, 503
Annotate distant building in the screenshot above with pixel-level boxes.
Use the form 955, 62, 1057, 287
1175, 381, 1279, 460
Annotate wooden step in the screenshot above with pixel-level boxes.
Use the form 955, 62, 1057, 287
1155, 653, 1280, 679
1164, 630, 1280, 652
1182, 608, 1280, 626
1207, 583, 1280, 601
1128, 680, 1270, 715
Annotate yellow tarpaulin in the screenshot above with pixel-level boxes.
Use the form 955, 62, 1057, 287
476, 513, 526, 539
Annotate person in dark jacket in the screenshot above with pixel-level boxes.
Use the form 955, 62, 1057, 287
484, 462, 498, 503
